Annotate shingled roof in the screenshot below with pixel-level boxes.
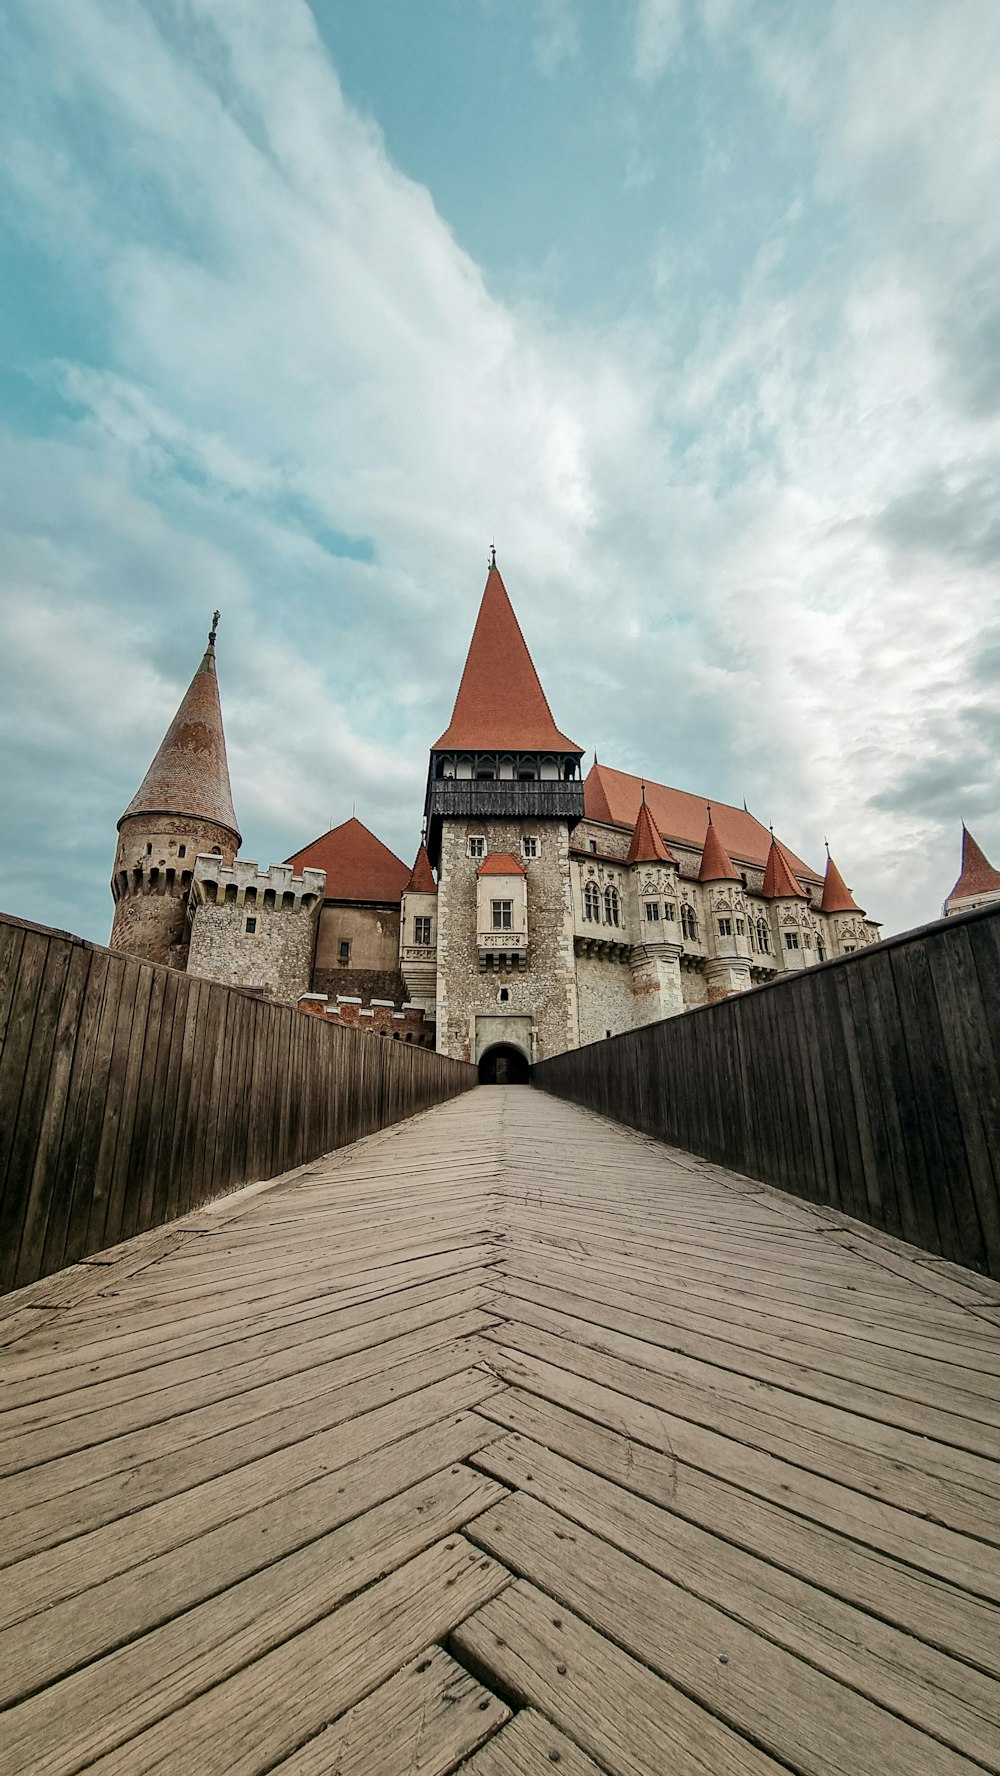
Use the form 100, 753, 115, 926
286, 817, 410, 904
699, 812, 740, 883
625, 796, 676, 865
821, 851, 863, 915
585, 763, 819, 882
119, 621, 240, 842
433, 562, 581, 753
762, 835, 808, 900
478, 852, 526, 877
404, 845, 437, 895
947, 826, 1000, 904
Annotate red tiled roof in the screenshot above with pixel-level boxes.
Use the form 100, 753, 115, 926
286, 817, 410, 904
120, 630, 240, 841
821, 852, 862, 915
947, 826, 1000, 903
477, 852, 526, 877
404, 845, 437, 894
762, 836, 808, 900
584, 763, 819, 881
626, 798, 676, 865
433, 563, 581, 753
699, 814, 740, 883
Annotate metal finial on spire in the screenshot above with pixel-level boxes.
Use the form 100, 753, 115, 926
825, 836, 831, 857
209, 609, 220, 647
706, 801, 713, 825
488, 540, 497, 570
640, 781, 647, 805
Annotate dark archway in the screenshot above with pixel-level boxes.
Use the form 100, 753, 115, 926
478, 1044, 531, 1085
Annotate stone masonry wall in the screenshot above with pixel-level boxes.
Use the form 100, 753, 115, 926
436, 818, 578, 1063
110, 812, 238, 969
187, 860, 322, 1003
575, 952, 637, 1046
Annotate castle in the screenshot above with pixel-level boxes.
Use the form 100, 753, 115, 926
109, 557, 934, 1076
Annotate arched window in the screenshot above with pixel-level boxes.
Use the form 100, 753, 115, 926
680, 903, 698, 942
604, 885, 621, 927
756, 917, 770, 955
583, 880, 600, 922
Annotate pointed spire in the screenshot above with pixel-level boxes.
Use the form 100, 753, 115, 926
404, 844, 437, 895
626, 797, 676, 865
119, 617, 240, 841
432, 562, 581, 752
947, 825, 1000, 904
762, 834, 807, 899
821, 850, 863, 915
699, 806, 740, 883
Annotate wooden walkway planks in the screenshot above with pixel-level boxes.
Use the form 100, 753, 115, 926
1, 1087, 999, 1774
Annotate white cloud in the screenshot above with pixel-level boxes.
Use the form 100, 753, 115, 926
633, 0, 685, 84
1, 0, 999, 947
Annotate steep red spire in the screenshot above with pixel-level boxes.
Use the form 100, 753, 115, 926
699, 808, 739, 883
948, 826, 1000, 904
626, 794, 676, 864
405, 844, 437, 895
821, 851, 862, 914
119, 615, 240, 842
433, 560, 581, 752
762, 834, 807, 899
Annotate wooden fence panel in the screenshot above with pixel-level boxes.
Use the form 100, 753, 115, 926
535, 903, 1000, 1279
0, 914, 475, 1293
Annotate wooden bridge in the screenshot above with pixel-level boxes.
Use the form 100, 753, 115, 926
1, 1086, 999, 1775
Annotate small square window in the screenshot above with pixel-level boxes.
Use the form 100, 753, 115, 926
718, 917, 733, 938
414, 916, 431, 945
784, 930, 800, 951
644, 901, 660, 922
498, 986, 510, 1003
468, 836, 486, 860
491, 898, 513, 930
338, 940, 351, 962
245, 916, 257, 935
522, 836, 538, 859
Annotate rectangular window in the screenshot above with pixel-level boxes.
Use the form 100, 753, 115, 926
468, 836, 486, 859
784, 931, 800, 951
588, 840, 598, 854
245, 916, 257, 935
522, 836, 538, 859
414, 916, 431, 945
736, 918, 745, 935
178, 844, 186, 859
491, 899, 513, 930
644, 901, 660, 922
817, 939, 826, 961
804, 931, 813, 948
663, 901, 676, 921
718, 917, 733, 938
842, 943, 855, 953
338, 940, 351, 962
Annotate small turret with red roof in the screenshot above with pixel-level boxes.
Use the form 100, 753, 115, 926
945, 825, 1000, 916
699, 807, 740, 884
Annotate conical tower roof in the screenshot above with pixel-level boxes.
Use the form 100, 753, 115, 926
947, 825, 1000, 904
433, 558, 581, 753
821, 850, 862, 915
405, 844, 437, 894
699, 809, 740, 883
119, 616, 240, 842
626, 794, 676, 865
762, 835, 807, 900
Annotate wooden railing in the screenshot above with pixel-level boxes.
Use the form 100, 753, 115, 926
0, 913, 475, 1293
535, 903, 1000, 1279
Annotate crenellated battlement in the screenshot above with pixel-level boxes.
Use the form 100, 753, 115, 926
190, 857, 326, 914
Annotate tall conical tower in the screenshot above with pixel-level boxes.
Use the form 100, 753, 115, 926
110, 614, 241, 969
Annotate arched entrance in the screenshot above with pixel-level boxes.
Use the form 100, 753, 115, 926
478, 1044, 531, 1085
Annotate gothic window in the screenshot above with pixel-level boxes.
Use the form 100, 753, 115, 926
748, 921, 756, 951
784, 930, 800, 951
680, 903, 698, 942
522, 836, 538, 859
717, 917, 733, 938
468, 836, 486, 859
644, 901, 660, 923
492, 899, 513, 930
583, 880, 600, 921
414, 916, 431, 945
756, 918, 770, 954
604, 885, 621, 927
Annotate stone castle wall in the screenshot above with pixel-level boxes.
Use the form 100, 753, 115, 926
187, 860, 322, 1003
436, 819, 578, 1063
575, 952, 637, 1046
110, 812, 238, 969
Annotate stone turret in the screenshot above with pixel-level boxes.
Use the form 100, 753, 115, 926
110, 614, 241, 969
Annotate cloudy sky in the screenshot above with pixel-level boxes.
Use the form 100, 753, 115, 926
1, 0, 998, 943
